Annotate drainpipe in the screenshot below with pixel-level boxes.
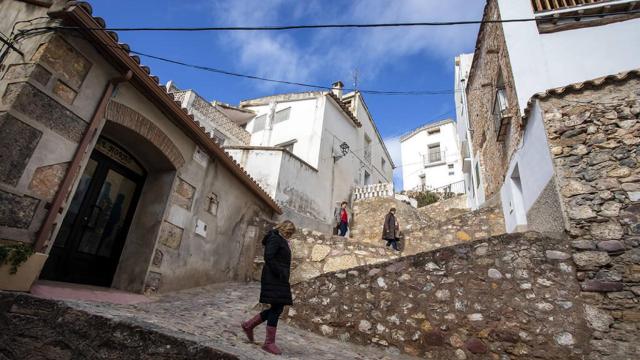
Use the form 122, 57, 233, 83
34, 71, 133, 253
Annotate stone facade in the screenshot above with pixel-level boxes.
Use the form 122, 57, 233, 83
287, 232, 590, 359
466, 0, 524, 200
537, 75, 640, 359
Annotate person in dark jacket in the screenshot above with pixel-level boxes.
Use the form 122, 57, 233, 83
382, 208, 400, 251
241, 220, 296, 355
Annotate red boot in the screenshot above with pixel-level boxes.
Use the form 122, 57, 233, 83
262, 326, 282, 355
241, 314, 264, 343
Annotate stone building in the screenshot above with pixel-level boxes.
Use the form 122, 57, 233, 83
0, 0, 280, 294
226, 83, 395, 232
466, 0, 640, 233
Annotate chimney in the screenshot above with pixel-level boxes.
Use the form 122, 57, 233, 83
331, 81, 344, 98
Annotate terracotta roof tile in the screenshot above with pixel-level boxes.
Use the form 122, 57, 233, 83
524, 68, 640, 118
54, 1, 282, 214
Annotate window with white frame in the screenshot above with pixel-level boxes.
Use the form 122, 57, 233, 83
427, 143, 442, 164
253, 114, 267, 132
364, 134, 372, 163
273, 107, 291, 124
493, 70, 509, 139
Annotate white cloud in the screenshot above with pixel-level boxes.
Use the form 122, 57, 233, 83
210, 0, 485, 90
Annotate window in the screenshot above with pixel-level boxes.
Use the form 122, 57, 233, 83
449, 172, 455, 176
364, 134, 372, 164
253, 114, 267, 132
364, 171, 371, 185
273, 107, 291, 124
475, 162, 481, 189
381, 157, 386, 170
493, 70, 509, 140
427, 128, 441, 135
276, 139, 297, 153
212, 129, 227, 145
427, 143, 442, 164
448, 164, 454, 169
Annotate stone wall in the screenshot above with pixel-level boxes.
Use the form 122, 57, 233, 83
287, 232, 591, 359
466, 0, 524, 200
417, 194, 469, 223
351, 197, 505, 256
253, 228, 400, 284
0, 292, 237, 359
538, 75, 640, 359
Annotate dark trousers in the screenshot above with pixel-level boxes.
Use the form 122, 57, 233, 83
386, 238, 399, 251
339, 221, 348, 236
260, 303, 285, 327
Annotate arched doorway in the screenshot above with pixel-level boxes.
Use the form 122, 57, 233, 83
41, 137, 146, 286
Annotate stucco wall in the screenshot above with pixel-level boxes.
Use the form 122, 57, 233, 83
497, 0, 640, 113
500, 100, 563, 235
401, 121, 463, 191
0, 4, 275, 294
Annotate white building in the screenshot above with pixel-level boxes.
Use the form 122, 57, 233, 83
465, 0, 640, 233
400, 119, 465, 193
454, 53, 484, 209
226, 82, 395, 232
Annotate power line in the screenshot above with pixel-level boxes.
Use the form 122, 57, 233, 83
26, 9, 640, 32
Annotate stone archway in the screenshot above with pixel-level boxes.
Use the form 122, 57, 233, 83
98, 101, 184, 293
105, 101, 185, 170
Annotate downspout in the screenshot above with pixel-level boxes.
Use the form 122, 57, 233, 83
34, 70, 133, 253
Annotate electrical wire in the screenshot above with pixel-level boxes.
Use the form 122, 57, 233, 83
24, 9, 640, 32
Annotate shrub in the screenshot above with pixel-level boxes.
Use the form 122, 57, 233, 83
413, 191, 440, 208
0, 242, 34, 274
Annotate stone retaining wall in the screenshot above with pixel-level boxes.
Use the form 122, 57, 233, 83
253, 228, 400, 284
287, 232, 590, 359
539, 76, 640, 359
351, 197, 505, 256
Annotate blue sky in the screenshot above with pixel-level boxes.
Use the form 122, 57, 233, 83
89, 0, 485, 187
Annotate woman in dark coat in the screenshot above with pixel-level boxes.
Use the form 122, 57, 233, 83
383, 207, 400, 251
241, 220, 295, 355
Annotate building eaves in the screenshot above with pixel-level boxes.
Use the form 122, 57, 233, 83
343, 91, 396, 168
524, 68, 640, 118
400, 118, 455, 142
326, 92, 362, 128
239, 91, 325, 106
49, 1, 282, 214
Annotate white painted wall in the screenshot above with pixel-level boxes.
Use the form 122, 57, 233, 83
400, 121, 464, 191
238, 91, 393, 231
497, 0, 640, 112
454, 53, 479, 209
500, 101, 555, 232
245, 98, 324, 168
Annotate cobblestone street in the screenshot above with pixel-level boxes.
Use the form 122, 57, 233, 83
63, 282, 418, 360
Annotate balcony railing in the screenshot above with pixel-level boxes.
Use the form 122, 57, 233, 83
531, 0, 613, 13
352, 183, 394, 201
